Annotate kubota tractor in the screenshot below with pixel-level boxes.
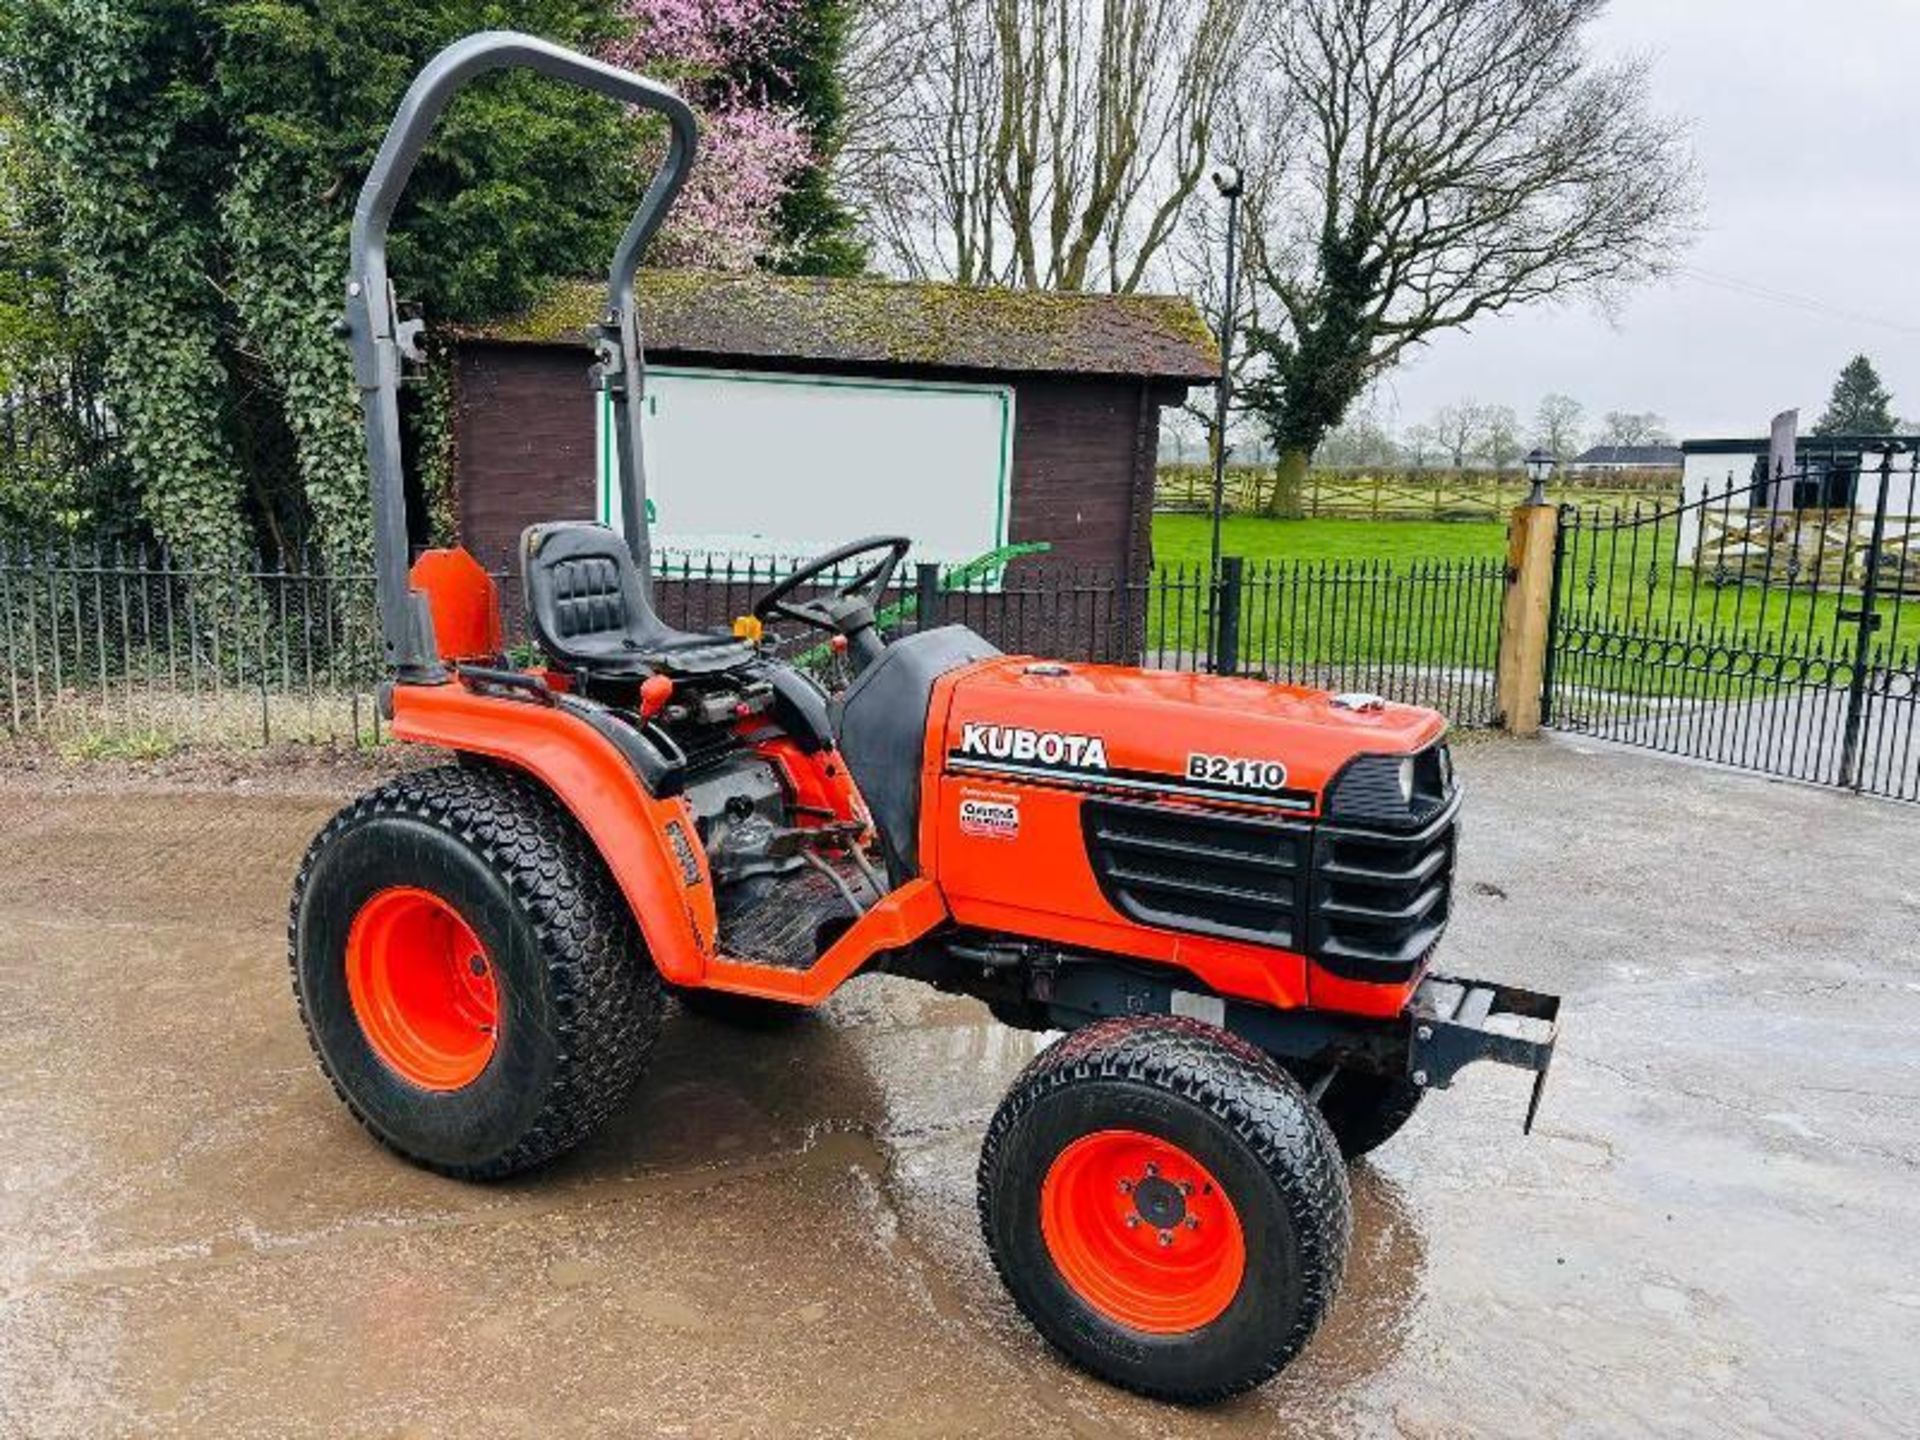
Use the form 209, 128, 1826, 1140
290, 33, 1560, 1403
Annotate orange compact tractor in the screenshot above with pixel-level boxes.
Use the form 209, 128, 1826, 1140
292, 33, 1560, 1402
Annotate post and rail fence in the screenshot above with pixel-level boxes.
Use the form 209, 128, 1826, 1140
1155, 463, 1681, 522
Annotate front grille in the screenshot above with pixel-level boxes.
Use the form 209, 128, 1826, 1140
1082, 799, 1308, 947
1082, 793, 1459, 982
1311, 804, 1456, 979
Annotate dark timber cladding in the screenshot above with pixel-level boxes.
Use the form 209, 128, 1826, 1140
447, 270, 1219, 575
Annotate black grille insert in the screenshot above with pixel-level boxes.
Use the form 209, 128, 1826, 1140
1083, 798, 1307, 947
1311, 802, 1456, 979
1082, 793, 1460, 981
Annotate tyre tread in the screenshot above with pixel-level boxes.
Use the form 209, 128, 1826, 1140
288, 762, 660, 1179
977, 1015, 1352, 1403
1317, 1069, 1424, 1161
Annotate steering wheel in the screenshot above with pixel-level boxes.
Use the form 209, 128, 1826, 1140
753, 535, 912, 637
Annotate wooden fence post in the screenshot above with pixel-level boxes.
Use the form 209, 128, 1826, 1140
1496, 499, 1560, 735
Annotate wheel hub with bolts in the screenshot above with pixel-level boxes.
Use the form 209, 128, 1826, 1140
1039, 1129, 1246, 1335
344, 884, 499, 1091
1128, 1173, 1189, 1238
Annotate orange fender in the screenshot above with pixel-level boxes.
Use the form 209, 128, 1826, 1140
388, 682, 715, 986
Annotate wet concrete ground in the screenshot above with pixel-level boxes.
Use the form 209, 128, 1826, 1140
1, 738, 1915, 1437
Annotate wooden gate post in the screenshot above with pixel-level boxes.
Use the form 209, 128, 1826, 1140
1496, 498, 1560, 735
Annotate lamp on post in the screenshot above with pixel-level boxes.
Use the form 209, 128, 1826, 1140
1524, 448, 1555, 507
1206, 163, 1244, 674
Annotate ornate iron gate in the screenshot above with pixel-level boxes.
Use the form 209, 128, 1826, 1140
1544, 446, 1920, 801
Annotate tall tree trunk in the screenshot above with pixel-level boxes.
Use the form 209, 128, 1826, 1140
1264, 448, 1309, 519
225, 169, 371, 570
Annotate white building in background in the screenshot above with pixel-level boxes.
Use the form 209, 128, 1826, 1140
1676, 434, 1916, 575
1680, 435, 1911, 508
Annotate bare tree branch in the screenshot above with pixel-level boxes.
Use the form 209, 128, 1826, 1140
1240, 0, 1698, 509
1534, 392, 1585, 461
840, 0, 1255, 293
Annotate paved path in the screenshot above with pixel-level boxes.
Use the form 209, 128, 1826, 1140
1, 740, 1915, 1436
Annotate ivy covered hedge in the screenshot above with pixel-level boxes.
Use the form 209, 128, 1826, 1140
0, 0, 642, 564
2, 0, 868, 570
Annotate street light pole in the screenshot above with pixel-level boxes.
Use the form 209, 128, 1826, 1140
1207, 165, 1243, 674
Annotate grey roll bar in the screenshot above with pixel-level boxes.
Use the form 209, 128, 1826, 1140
343, 31, 697, 681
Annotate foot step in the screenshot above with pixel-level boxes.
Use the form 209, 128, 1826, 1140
716, 863, 878, 970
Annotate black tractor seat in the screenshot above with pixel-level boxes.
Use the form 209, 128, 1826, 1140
521, 522, 753, 678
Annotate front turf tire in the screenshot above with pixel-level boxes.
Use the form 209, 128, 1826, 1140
978, 1016, 1351, 1403
1313, 1069, 1425, 1161
289, 764, 662, 1180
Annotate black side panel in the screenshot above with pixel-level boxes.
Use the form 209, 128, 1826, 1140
833, 626, 1000, 876
757, 662, 835, 753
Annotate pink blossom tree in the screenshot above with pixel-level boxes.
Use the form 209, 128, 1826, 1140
607, 0, 814, 270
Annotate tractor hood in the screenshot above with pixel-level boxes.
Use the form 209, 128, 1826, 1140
940, 658, 1446, 813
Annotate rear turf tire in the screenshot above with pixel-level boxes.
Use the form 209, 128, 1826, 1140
978, 1016, 1351, 1403
1282, 1063, 1426, 1161
289, 764, 662, 1179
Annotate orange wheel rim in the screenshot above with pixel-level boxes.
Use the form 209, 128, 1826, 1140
1039, 1129, 1246, 1334
345, 886, 498, 1091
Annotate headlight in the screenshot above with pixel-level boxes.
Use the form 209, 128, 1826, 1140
1327, 745, 1453, 829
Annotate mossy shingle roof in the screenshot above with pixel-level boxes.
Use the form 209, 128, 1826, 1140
465, 270, 1220, 382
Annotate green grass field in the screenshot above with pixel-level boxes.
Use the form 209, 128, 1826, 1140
1153, 514, 1506, 564
1144, 513, 1920, 703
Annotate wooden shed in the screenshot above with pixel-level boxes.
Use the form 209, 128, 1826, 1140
445, 270, 1218, 580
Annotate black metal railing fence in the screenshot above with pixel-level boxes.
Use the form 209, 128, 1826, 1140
0, 541, 1507, 749
1545, 449, 1920, 801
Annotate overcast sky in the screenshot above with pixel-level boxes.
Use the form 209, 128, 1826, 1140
1376, 0, 1920, 444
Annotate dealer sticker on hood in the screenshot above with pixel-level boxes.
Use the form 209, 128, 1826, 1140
958, 790, 1021, 839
